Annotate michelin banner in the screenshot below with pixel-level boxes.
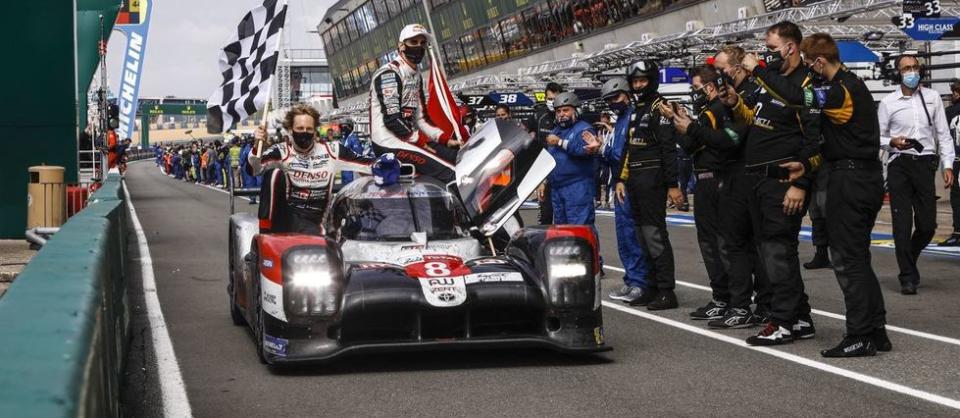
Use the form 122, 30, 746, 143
115, 0, 152, 143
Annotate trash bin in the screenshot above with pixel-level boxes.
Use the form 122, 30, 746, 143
27, 165, 66, 229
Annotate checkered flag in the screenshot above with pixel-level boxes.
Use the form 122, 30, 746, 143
206, 0, 288, 134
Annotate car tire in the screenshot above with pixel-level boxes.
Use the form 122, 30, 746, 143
228, 231, 246, 326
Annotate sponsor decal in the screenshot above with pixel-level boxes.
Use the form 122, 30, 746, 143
262, 259, 273, 268
263, 334, 288, 356
419, 276, 468, 307
260, 275, 286, 322
464, 272, 523, 284
396, 150, 427, 165
352, 262, 395, 270
470, 258, 509, 265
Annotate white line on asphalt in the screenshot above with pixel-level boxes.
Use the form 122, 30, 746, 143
123, 181, 194, 418
603, 266, 960, 348
601, 301, 960, 411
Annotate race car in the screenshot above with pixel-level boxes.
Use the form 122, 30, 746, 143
227, 119, 608, 365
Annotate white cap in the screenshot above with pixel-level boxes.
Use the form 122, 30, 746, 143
398, 23, 432, 44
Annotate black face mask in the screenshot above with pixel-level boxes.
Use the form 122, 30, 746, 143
403, 46, 425, 65
340, 125, 353, 138
292, 132, 314, 150
691, 88, 708, 111
760, 50, 784, 72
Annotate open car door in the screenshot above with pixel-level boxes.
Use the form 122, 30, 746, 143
455, 119, 555, 236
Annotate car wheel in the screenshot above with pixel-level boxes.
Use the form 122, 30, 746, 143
229, 234, 246, 326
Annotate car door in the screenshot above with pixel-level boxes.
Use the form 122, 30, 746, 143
455, 119, 555, 236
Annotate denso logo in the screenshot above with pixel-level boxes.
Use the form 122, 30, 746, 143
396, 150, 427, 165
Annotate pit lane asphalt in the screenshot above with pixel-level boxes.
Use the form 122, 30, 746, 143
122, 161, 960, 417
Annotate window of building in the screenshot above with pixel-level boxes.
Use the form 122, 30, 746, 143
386, 0, 401, 17
373, 0, 391, 22
459, 31, 484, 70
478, 25, 505, 65
441, 39, 466, 76
360, 2, 378, 32
497, 14, 528, 58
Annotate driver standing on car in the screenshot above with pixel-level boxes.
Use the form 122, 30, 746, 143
369, 24, 455, 183
249, 104, 375, 235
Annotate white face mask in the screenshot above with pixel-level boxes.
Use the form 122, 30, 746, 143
546, 101, 555, 112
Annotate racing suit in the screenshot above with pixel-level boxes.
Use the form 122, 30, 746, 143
249, 141, 373, 234
616, 93, 679, 293
369, 59, 455, 183
601, 105, 647, 289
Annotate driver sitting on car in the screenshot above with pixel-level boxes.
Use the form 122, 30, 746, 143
249, 104, 375, 235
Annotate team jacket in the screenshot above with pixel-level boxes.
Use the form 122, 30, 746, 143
600, 106, 633, 187
678, 98, 741, 172
369, 59, 442, 151
248, 141, 373, 217
547, 120, 599, 188
811, 67, 879, 162
616, 94, 679, 187
732, 65, 822, 187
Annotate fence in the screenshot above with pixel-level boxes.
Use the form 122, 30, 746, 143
0, 172, 130, 417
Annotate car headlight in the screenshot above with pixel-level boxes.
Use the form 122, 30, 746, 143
282, 248, 343, 317
543, 240, 597, 309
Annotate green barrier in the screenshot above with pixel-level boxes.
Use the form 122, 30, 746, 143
0, 173, 130, 417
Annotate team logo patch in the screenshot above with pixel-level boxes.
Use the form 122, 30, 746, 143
263, 334, 288, 356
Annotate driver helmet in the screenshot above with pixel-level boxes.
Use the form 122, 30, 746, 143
372, 153, 401, 186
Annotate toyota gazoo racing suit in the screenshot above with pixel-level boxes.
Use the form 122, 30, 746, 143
369, 59, 456, 183
249, 141, 373, 234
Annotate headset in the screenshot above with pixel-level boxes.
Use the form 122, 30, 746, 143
890, 54, 924, 84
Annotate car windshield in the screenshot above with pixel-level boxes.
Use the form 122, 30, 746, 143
332, 181, 472, 241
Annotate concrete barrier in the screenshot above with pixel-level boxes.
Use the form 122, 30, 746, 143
0, 173, 130, 417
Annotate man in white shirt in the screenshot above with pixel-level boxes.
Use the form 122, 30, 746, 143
878, 55, 956, 295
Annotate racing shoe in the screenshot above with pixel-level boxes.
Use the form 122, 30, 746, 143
871, 326, 893, 352
689, 300, 727, 320
746, 323, 793, 346
792, 318, 816, 340
609, 286, 644, 303
629, 288, 658, 307
647, 289, 678, 311
821, 335, 877, 358
708, 308, 761, 329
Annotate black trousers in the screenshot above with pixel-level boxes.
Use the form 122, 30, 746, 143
951, 161, 960, 233
749, 176, 810, 327
693, 175, 728, 302
257, 169, 322, 235
720, 168, 770, 311
808, 165, 830, 248
539, 182, 554, 225
887, 156, 938, 285
627, 168, 675, 290
827, 166, 886, 335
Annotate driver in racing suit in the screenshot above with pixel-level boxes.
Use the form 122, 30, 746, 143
249, 104, 374, 235
369, 23, 456, 183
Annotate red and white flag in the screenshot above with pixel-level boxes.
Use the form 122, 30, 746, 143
421, 49, 469, 145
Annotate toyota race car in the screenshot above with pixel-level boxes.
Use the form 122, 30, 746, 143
227, 120, 608, 365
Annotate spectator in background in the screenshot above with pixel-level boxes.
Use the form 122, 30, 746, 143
239, 136, 260, 204
494, 104, 512, 121
229, 137, 243, 189
940, 80, 960, 247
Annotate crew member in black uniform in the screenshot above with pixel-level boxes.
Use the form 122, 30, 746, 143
723, 21, 821, 346
664, 65, 741, 321
710, 45, 771, 328
614, 60, 684, 310
800, 33, 890, 357
941, 81, 960, 246
527, 82, 565, 225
